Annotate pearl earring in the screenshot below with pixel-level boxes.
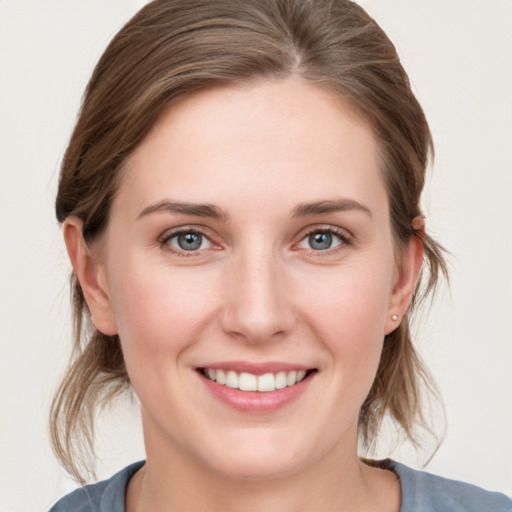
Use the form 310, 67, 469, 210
391, 314, 399, 321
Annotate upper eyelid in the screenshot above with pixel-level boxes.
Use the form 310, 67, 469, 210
159, 225, 216, 241
296, 224, 352, 241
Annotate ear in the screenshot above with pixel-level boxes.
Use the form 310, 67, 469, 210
63, 217, 118, 336
384, 233, 423, 335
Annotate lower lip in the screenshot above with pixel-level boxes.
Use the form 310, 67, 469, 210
199, 372, 315, 413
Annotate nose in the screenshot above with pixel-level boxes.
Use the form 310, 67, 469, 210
220, 248, 296, 345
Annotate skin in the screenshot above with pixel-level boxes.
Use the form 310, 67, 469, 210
64, 78, 422, 511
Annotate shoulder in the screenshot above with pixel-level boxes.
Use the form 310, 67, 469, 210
388, 460, 512, 512
48, 461, 145, 512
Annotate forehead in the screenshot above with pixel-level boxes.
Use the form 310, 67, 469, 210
116, 78, 386, 215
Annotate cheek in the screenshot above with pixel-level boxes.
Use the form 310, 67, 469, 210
301, 264, 392, 341
107, 260, 218, 366
297, 263, 393, 386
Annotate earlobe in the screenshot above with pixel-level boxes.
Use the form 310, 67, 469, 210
385, 235, 423, 335
63, 218, 118, 336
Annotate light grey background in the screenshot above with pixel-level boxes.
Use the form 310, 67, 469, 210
0, 0, 511, 510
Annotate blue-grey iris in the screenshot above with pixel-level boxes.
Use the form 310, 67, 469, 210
178, 232, 202, 251
309, 232, 332, 250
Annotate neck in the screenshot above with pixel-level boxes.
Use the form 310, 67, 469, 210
126, 415, 400, 512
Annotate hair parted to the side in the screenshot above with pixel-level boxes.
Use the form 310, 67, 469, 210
51, 0, 448, 484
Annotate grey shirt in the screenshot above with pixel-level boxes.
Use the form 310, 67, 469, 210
49, 460, 512, 511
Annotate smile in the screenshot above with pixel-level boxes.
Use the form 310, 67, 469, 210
200, 368, 309, 392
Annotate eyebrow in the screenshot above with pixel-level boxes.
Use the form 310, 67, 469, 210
137, 197, 371, 222
137, 200, 228, 221
292, 198, 372, 218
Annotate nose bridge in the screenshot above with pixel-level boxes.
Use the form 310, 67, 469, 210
222, 240, 293, 344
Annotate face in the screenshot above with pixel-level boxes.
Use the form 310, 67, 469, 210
76, 78, 417, 480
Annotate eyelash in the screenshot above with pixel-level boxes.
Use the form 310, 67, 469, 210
159, 225, 352, 257
294, 226, 352, 256
159, 227, 220, 257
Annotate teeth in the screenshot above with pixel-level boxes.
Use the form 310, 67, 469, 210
275, 371, 287, 389
226, 370, 238, 389
216, 369, 226, 385
286, 370, 297, 386
239, 372, 257, 391
203, 368, 309, 392
257, 373, 275, 392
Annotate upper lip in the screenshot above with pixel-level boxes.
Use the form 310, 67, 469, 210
196, 361, 314, 375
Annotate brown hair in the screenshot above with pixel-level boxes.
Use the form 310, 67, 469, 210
51, 0, 447, 484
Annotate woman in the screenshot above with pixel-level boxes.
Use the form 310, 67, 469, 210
49, 0, 511, 510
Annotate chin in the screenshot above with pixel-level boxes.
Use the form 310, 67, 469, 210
196, 428, 321, 481
207, 453, 304, 481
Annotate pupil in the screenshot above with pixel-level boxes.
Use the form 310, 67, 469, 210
178, 232, 202, 250
309, 232, 332, 250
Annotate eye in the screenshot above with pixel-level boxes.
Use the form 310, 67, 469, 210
297, 228, 349, 252
163, 230, 215, 253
